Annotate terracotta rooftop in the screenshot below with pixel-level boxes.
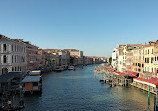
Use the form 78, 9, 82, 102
43, 49, 62, 52
0, 34, 12, 40
63, 49, 80, 52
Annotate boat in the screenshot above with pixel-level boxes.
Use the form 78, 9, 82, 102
68, 66, 75, 70
29, 70, 42, 77
55, 66, 64, 71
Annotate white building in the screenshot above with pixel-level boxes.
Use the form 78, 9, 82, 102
112, 48, 118, 68
0, 35, 27, 75
63, 49, 84, 65
117, 45, 127, 72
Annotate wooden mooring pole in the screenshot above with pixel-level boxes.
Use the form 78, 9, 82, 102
156, 88, 158, 111
148, 85, 150, 106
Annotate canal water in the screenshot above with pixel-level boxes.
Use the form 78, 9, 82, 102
21, 64, 154, 111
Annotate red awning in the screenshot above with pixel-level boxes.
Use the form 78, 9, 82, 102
114, 71, 127, 77
125, 71, 138, 77
134, 78, 158, 87
125, 71, 138, 76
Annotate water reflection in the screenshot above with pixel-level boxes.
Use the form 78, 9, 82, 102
20, 65, 154, 111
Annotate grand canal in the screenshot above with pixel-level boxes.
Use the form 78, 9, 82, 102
21, 64, 154, 111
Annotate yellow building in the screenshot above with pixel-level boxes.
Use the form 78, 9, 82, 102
143, 41, 155, 78
132, 45, 144, 74
153, 42, 158, 77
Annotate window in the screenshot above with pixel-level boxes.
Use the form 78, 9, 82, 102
12, 56, 14, 63
3, 55, 7, 63
151, 57, 154, 63
142, 64, 144, 67
138, 69, 141, 72
138, 63, 141, 67
3, 44, 6, 52
145, 58, 149, 63
148, 49, 149, 54
152, 49, 154, 54
147, 58, 149, 63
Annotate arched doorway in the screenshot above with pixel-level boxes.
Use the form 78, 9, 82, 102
2, 68, 8, 74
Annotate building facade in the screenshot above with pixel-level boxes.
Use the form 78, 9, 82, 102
25, 42, 39, 71
63, 49, 84, 65
0, 35, 26, 75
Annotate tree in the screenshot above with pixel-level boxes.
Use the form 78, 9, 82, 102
108, 57, 112, 65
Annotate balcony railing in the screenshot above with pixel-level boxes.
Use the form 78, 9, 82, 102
1, 50, 11, 53
1, 63, 12, 65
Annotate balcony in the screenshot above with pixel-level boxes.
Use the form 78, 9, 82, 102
1, 63, 12, 66
1, 50, 11, 54
153, 61, 158, 65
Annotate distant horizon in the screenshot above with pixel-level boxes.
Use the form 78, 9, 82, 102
0, 33, 107, 58
1, 0, 158, 57
0, 33, 157, 58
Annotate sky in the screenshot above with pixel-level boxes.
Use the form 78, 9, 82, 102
0, 0, 158, 57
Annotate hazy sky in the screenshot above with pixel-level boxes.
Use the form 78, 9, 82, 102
0, 0, 158, 57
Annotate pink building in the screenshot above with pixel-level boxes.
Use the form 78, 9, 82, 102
25, 42, 39, 71
38, 49, 46, 68
126, 51, 133, 71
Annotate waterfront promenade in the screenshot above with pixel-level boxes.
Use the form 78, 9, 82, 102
20, 64, 154, 111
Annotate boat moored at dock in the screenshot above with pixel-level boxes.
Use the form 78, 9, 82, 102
68, 66, 75, 70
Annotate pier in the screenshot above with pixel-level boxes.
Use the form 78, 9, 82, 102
95, 64, 132, 87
